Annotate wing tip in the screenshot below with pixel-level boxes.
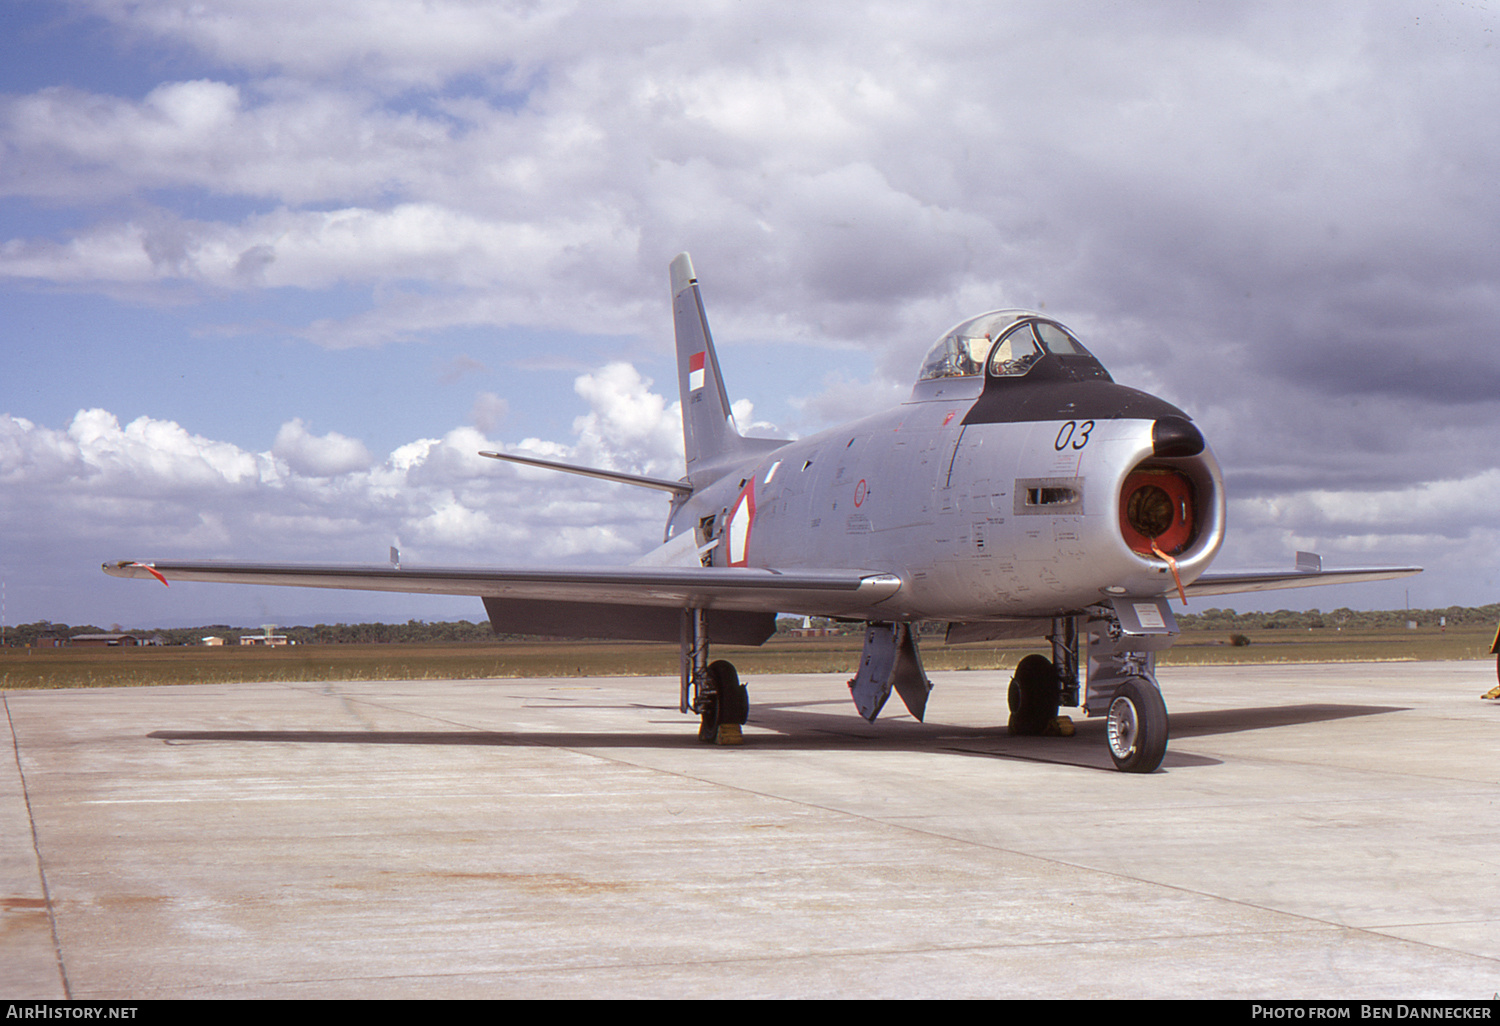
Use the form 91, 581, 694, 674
103, 561, 169, 586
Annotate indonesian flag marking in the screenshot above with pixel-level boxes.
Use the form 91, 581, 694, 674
688, 351, 706, 392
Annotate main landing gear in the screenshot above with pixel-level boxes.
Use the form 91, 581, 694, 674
682, 609, 748, 745
1485, 624, 1500, 700
1006, 614, 1074, 740
1007, 654, 1061, 736
697, 660, 748, 743
679, 599, 1175, 771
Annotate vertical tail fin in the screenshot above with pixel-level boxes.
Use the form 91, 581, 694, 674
671, 253, 744, 486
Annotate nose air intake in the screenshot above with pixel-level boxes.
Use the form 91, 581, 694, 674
1119, 417, 1206, 558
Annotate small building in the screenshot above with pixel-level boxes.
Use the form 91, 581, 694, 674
238, 634, 289, 646
780, 616, 837, 638
200, 636, 225, 646
71, 633, 142, 648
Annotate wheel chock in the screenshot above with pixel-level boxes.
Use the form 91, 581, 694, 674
715, 723, 743, 745
1045, 716, 1076, 737
1481, 684, 1500, 701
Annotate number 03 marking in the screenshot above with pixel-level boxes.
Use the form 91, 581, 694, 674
1054, 420, 1095, 451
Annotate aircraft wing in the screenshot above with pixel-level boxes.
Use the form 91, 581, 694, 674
1184, 565, 1421, 598
101, 560, 901, 609
102, 560, 903, 645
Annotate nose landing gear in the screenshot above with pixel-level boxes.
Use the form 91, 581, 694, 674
1013, 599, 1176, 772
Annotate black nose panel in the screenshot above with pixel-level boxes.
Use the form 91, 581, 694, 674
1152, 416, 1204, 458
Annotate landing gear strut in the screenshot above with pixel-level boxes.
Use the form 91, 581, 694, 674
1082, 599, 1176, 773
682, 608, 747, 744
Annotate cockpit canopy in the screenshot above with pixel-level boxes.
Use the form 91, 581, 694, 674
917, 310, 1095, 383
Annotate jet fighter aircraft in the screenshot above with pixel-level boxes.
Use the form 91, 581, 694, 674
106, 253, 1420, 772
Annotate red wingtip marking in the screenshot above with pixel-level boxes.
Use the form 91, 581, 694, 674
132, 563, 169, 587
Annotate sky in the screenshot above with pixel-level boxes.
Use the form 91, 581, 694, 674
1, 0, 1497, 630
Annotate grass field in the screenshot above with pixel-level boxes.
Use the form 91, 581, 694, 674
2, 625, 1495, 690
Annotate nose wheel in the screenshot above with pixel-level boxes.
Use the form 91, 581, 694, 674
1105, 677, 1168, 773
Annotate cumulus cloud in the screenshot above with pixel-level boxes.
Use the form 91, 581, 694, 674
87, 0, 573, 88
0, 204, 622, 293
568, 363, 683, 475
468, 391, 508, 433
4, 4, 1481, 385
2, 1, 1498, 618
271, 419, 373, 477
0, 78, 451, 203
1, 358, 698, 621
2, 362, 676, 559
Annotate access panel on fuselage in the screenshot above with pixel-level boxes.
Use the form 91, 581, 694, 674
744, 401, 968, 571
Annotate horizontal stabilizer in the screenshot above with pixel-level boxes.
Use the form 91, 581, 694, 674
479, 450, 690, 496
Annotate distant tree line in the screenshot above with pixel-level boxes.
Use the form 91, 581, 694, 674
1175, 604, 1500, 631
2, 619, 497, 647
5, 604, 1498, 647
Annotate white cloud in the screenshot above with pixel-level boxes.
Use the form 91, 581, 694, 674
3, 1, 1499, 618
0, 203, 631, 293
1, 364, 680, 581
68, 408, 269, 491
1233, 470, 1500, 542
569, 362, 682, 476
468, 391, 508, 433
271, 419, 373, 477
87, 0, 575, 87
6, 3, 1495, 363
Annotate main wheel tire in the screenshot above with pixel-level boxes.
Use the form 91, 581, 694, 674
697, 660, 747, 741
1008, 654, 1061, 736
712, 660, 748, 725
1105, 677, 1168, 773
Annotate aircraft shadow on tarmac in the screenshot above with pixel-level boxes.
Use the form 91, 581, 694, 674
145, 700, 1406, 774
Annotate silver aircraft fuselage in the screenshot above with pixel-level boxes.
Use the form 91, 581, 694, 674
670, 375, 1224, 623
